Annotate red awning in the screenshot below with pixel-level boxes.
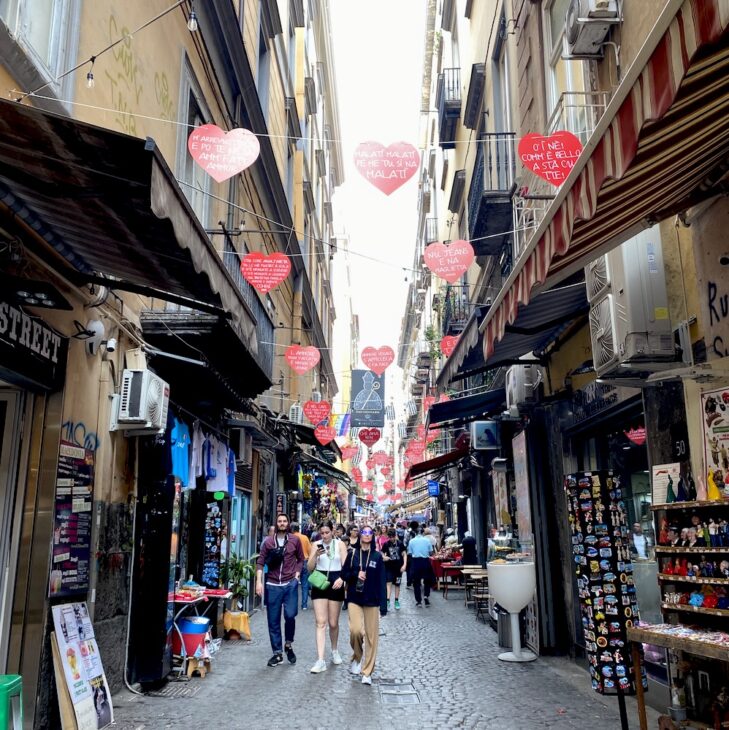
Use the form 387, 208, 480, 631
404, 446, 469, 483
482, 0, 729, 359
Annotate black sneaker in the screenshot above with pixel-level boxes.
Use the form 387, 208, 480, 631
284, 644, 297, 664
267, 653, 283, 667
424, 598, 431, 606
415, 602, 422, 607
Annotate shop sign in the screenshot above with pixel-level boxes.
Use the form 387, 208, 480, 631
624, 427, 646, 446
275, 492, 287, 516
0, 299, 67, 390
350, 370, 385, 428
427, 480, 440, 497
701, 385, 729, 488
49, 441, 94, 598
571, 381, 636, 425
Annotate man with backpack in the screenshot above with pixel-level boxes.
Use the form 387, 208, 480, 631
256, 513, 306, 667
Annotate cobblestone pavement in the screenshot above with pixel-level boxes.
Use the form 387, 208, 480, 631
111, 588, 659, 730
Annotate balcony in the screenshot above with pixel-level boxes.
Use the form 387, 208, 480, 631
467, 132, 516, 256
442, 284, 472, 336
437, 68, 461, 150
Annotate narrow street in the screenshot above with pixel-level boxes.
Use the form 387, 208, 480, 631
111, 591, 658, 730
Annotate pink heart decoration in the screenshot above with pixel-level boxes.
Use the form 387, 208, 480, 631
423, 240, 475, 284
303, 400, 331, 425
359, 428, 381, 448
314, 425, 336, 445
188, 124, 260, 183
366, 458, 375, 470
351, 467, 362, 483
285, 345, 320, 374
423, 396, 436, 413
381, 466, 391, 477
406, 439, 426, 455
387, 455, 394, 466
341, 446, 358, 461
416, 425, 426, 441
366, 494, 374, 502
426, 428, 440, 444
353, 141, 420, 196
517, 131, 583, 187
241, 252, 291, 293
441, 335, 459, 358
372, 451, 389, 466
361, 346, 395, 376
361, 481, 373, 492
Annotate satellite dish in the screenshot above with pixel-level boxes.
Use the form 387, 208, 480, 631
84, 319, 106, 356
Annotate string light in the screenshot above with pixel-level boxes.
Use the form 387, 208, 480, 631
86, 57, 96, 89
187, 3, 198, 32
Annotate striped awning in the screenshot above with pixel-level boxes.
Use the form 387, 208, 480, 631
481, 0, 729, 358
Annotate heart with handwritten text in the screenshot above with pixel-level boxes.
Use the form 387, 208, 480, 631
188, 124, 260, 183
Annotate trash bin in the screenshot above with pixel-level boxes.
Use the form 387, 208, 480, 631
171, 617, 210, 657
0, 674, 23, 730
496, 605, 511, 648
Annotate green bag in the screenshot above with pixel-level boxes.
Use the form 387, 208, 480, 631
308, 569, 330, 591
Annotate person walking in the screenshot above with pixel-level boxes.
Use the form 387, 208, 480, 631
256, 513, 305, 667
376, 524, 389, 552
291, 523, 311, 610
382, 528, 407, 610
461, 531, 478, 564
407, 528, 435, 607
342, 525, 387, 685
342, 524, 359, 612
307, 520, 348, 673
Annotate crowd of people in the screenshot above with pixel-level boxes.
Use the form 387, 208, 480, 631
255, 514, 453, 684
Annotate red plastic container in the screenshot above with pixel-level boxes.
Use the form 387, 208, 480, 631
171, 616, 210, 657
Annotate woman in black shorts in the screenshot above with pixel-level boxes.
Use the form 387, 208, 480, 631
307, 520, 348, 673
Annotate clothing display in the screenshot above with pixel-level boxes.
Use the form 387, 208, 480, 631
170, 418, 191, 484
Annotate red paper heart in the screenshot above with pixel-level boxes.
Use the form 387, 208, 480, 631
441, 335, 459, 358
381, 466, 391, 477
359, 428, 381, 448
314, 425, 335, 445
361, 346, 395, 376
426, 428, 440, 444
517, 131, 583, 187
366, 458, 375, 469
372, 451, 389, 466
341, 446, 358, 461
423, 396, 436, 412
406, 439, 426, 455
361, 481, 373, 492
366, 494, 374, 502
188, 124, 260, 183
304, 400, 331, 425
353, 141, 420, 195
387, 455, 394, 466
423, 240, 475, 284
285, 345, 320, 374
417, 425, 426, 441
241, 252, 291, 293
351, 467, 362, 483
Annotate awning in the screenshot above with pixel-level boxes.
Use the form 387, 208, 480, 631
481, 0, 729, 358
404, 446, 469, 483
292, 452, 353, 491
436, 305, 488, 389
289, 423, 343, 460
427, 388, 506, 429
0, 99, 257, 355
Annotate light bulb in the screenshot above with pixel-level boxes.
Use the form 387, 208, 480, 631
187, 9, 198, 32
86, 71, 94, 89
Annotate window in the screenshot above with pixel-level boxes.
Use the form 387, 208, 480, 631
492, 15, 513, 133
257, 27, 270, 121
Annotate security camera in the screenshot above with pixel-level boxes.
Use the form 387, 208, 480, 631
105, 338, 117, 353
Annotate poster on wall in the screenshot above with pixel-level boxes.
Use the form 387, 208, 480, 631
51, 602, 113, 729
701, 386, 729, 492
491, 462, 511, 531
565, 471, 646, 696
350, 369, 385, 428
651, 462, 682, 504
49, 441, 95, 598
201, 500, 223, 587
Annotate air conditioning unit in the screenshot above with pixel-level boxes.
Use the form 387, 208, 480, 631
311, 391, 322, 403
588, 226, 675, 376
505, 363, 542, 410
585, 255, 610, 303
289, 402, 304, 424
231, 428, 253, 465
564, 0, 619, 59
110, 369, 169, 433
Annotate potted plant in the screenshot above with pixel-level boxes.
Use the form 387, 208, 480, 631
220, 553, 258, 638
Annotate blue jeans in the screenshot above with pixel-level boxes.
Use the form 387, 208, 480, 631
300, 565, 310, 609
266, 580, 299, 653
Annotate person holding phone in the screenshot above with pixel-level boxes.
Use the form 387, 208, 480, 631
307, 520, 347, 673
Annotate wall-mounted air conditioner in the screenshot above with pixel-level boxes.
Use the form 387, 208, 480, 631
289, 402, 304, 424
564, 0, 620, 59
110, 369, 169, 434
505, 363, 542, 410
587, 226, 675, 376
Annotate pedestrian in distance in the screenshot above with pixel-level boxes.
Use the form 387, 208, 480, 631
335, 523, 346, 539
407, 528, 435, 607
256, 513, 305, 667
376, 524, 389, 552
382, 528, 407, 610
291, 522, 311, 610
341, 524, 387, 685
307, 520, 348, 673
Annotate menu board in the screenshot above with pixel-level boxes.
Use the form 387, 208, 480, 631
565, 471, 646, 695
201, 501, 223, 587
49, 441, 95, 597
51, 602, 113, 729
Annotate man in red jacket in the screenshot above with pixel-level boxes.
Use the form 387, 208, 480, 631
256, 513, 305, 667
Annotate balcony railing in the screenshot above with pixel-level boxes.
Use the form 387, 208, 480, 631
442, 284, 473, 336
467, 132, 516, 256
437, 68, 461, 149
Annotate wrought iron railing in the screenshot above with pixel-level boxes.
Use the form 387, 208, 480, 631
442, 284, 472, 336
436, 67, 461, 109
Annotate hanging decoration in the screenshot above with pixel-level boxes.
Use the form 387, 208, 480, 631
240, 252, 291, 293
440, 335, 459, 358
303, 400, 331, 425
188, 124, 261, 183
351, 466, 363, 484
340, 445, 359, 461
381, 466, 391, 477
423, 240, 475, 283
353, 141, 420, 196
371, 451, 389, 466
358, 428, 381, 448
517, 131, 583, 187
314, 425, 336, 445
361, 346, 395, 376
624, 427, 647, 446
285, 345, 320, 374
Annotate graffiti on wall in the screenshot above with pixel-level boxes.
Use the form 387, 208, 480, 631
105, 15, 144, 135
61, 420, 101, 453
708, 280, 729, 358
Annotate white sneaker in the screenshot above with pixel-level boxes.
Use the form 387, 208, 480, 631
349, 659, 362, 675
331, 650, 343, 665
361, 674, 372, 685
310, 659, 327, 674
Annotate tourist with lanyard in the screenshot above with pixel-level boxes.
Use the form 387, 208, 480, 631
307, 520, 348, 673
341, 525, 387, 685
256, 513, 305, 667
382, 528, 407, 610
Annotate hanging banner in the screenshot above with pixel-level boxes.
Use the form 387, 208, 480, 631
188, 124, 260, 182
423, 240, 474, 283
518, 131, 583, 187
51, 602, 113, 729
350, 370, 385, 427
285, 345, 320, 374
240, 252, 291, 293
49, 441, 94, 598
361, 346, 395, 376
353, 140, 419, 195
701, 386, 729, 491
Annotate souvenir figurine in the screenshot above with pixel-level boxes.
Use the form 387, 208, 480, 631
687, 472, 697, 501
710, 519, 720, 547
720, 520, 729, 546
720, 560, 729, 578
676, 475, 688, 502
666, 475, 676, 503
703, 521, 711, 546
708, 469, 723, 501
659, 518, 669, 546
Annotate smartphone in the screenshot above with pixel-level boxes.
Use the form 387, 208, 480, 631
317, 543, 325, 553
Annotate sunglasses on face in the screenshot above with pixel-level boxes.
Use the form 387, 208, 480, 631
360, 530, 373, 535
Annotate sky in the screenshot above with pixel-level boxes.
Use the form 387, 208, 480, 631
329, 0, 427, 399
